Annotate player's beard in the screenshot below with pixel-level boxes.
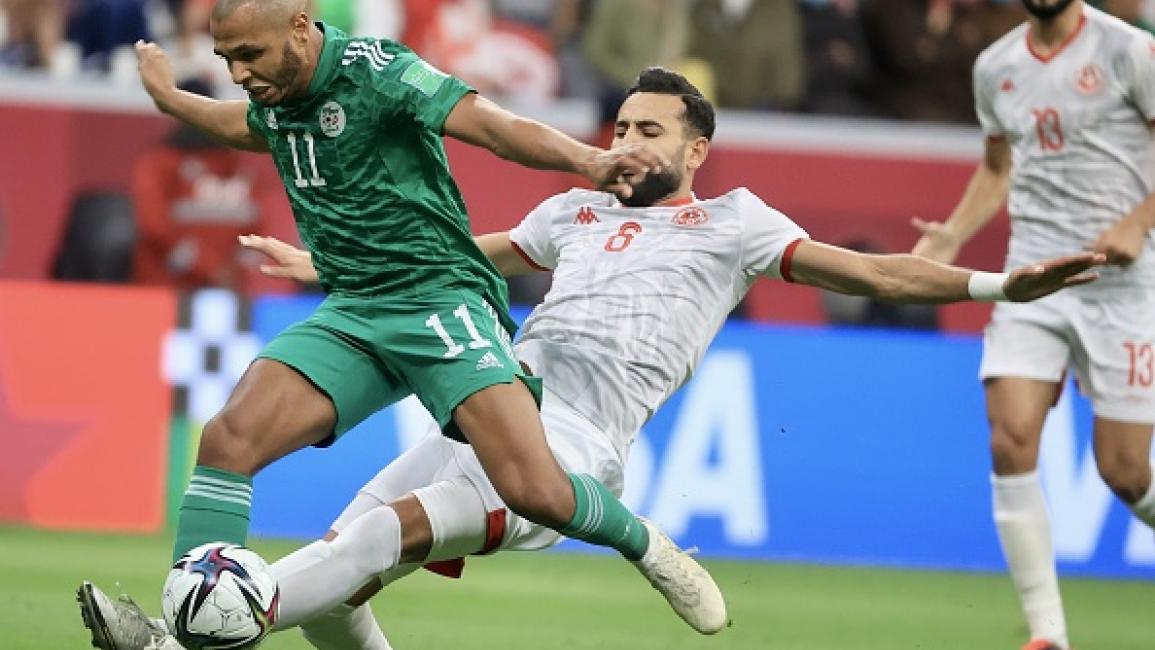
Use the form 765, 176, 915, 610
1021, 0, 1076, 20
617, 167, 682, 208
253, 42, 305, 106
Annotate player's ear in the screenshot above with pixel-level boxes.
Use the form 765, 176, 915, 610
686, 137, 709, 171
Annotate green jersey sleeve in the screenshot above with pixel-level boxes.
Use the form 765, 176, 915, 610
245, 101, 271, 141
369, 50, 474, 134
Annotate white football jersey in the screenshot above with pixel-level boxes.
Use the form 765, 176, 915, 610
509, 188, 808, 459
974, 6, 1155, 291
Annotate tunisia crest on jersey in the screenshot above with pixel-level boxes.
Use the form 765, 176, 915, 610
672, 206, 709, 226
1074, 63, 1104, 95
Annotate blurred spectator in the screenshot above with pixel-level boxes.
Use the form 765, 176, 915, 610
1097, 0, 1155, 33
52, 192, 135, 283
799, 0, 877, 117
549, 0, 597, 98
583, 0, 689, 128
311, 0, 402, 38
66, 0, 150, 73
0, 0, 64, 69
862, 0, 1023, 124
402, 0, 558, 101
688, 0, 806, 111
132, 80, 268, 292
821, 239, 939, 330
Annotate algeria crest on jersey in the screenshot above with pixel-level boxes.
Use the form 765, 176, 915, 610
319, 101, 346, 138
265, 108, 278, 130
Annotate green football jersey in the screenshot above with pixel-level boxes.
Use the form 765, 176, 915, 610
246, 23, 515, 334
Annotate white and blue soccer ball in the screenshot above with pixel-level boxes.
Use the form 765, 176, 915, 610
162, 542, 279, 650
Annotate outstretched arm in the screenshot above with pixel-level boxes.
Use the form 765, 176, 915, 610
136, 41, 268, 152
240, 232, 542, 282
442, 93, 667, 200
789, 240, 1104, 303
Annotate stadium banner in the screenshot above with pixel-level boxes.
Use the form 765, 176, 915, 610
233, 294, 1154, 579
0, 280, 174, 532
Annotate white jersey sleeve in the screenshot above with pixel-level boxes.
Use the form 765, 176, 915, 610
1123, 29, 1155, 121
738, 189, 810, 280
973, 51, 1005, 138
508, 193, 567, 270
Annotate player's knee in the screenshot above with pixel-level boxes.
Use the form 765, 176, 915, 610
988, 420, 1039, 472
198, 410, 262, 476
1096, 454, 1150, 504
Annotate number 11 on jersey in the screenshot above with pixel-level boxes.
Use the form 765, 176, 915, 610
286, 132, 327, 188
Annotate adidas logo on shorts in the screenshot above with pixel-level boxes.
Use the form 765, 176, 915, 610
475, 352, 504, 371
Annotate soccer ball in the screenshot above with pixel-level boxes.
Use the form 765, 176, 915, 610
162, 542, 279, 650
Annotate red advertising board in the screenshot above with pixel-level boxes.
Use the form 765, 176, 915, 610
0, 281, 175, 532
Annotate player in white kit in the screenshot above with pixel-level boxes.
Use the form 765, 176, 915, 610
911, 2, 1155, 649
81, 67, 1104, 650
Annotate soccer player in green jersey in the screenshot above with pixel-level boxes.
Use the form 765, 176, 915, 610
118, 0, 719, 641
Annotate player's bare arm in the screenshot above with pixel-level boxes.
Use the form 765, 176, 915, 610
911, 137, 1012, 264
475, 232, 539, 276
242, 232, 538, 280
135, 41, 268, 152
789, 240, 1104, 303
442, 93, 670, 200
1091, 191, 1155, 266
239, 235, 316, 281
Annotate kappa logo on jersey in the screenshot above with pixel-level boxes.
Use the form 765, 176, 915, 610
573, 206, 600, 225
1075, 63, 1104, 95
341, 42, 395, 71
319, 101, 346, 138
475, 351, 504, 371
265, 109, 278, 130
1000, 78, 1015, 93
672, 206, 709, 226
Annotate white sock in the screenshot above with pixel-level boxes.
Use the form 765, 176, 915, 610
299, 603, 392, 650
992, 472, 1069, 649
272, 506, 402, 630
1129, 464, 1155, 528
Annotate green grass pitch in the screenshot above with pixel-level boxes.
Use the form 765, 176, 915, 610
1, 526, 1151, 649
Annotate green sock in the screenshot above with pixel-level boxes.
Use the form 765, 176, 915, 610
172, 466, 253, 563
560, 473, 650, 561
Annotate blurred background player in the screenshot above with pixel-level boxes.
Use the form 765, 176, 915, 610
911, 1, 1155, 648
79, 66, 1104, 650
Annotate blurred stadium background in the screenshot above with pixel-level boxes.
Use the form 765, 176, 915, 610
1, 0, 1154, 648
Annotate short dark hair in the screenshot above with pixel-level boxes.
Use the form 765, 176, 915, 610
625, 67, 716, 141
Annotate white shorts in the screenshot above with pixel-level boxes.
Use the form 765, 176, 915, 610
979, 289, 1155, 423
331, 387, 625, 553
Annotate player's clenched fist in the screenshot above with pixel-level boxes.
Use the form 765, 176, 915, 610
135, 40, 176, 109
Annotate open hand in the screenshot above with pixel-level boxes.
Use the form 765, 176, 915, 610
1091, 217, 1146, 266
238, 235, 319, 282
1004, 252, 1106, 302
583, 143, 671, 199
910, 217, 961, 265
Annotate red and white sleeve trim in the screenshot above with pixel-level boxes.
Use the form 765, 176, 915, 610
780, 238, 805, 283
510, 240, 550, 271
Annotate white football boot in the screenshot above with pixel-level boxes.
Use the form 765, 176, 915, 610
77, 581, 183, 650
631, 518, 728, 634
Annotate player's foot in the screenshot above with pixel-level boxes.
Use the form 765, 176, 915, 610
76, 581, 182, 650
1022, 640, 1067, 650
631, 518, 727, 634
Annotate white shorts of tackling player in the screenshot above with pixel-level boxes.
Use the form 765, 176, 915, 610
331, 386, 627, 557
980, 288, 1155, 424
